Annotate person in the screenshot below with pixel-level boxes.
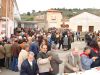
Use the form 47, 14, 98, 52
18, 44, 29, 71
81, 47, 98, 70
37, 44, 52, 75
58, 34, 64, 49
51, 33, 56, 44
51, 43, 57, 51
63, 35, 68, 51
76, 31, 80, 41
64, 48, 83, 73
89, 40, 100, 68
30, 38, 39, 58
20, 39, 27, 50
47, 50, 62, 75
11, 39, 21, 71
20, 52, 38, 75
68, 35, 72, 50
85, 33, 92, 46
40, 39, 48, 50
0, 42, 5, 72
55, 32, 60, 44
4, 41, 12, 69
27, 36, 33, 45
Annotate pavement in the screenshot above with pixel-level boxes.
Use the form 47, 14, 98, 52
0, 41, 86, 75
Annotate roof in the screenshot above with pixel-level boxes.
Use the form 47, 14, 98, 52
18, 21, 37, 24
70, 12, 100, 20
47, 9, 62, 13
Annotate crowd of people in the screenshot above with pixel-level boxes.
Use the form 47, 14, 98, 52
0, 27, 100, 75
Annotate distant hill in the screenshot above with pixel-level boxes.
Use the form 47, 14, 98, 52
21, 8, 100, 21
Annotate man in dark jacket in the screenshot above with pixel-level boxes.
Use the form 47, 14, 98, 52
11, 39, 20, 71
20, 52, 38, 75
30, 39, 39, 58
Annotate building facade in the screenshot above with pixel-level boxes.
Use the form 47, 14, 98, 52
0, 0, 21, 38
34, 9, 63, 30
69, 12, 100, 32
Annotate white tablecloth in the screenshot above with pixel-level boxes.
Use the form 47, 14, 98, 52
57, 67, 100, 75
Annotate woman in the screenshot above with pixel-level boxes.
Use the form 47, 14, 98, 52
89, 40, 100, 68
81, 47, 97, 70
40, 39, 50, 51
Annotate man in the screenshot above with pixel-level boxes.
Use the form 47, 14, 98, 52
20, 52, 38, 75
81, 47, 98, 70
4, 41, 12, 69
47, 50, 62, 75
30, 38, 39, 58
37, 44, 52, 75
64, 48, 83, 73
11, 39, 21, 71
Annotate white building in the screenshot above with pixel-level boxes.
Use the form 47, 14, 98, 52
69, 12, 100, 32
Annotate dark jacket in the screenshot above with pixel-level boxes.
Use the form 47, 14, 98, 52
11, 43, 20, 58
30, 42, 39, 57
89, 49, 100, 68
20, 59, 38, 75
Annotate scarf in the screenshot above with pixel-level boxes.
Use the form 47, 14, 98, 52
91, 48, 99, 54
80, 52, 89, 57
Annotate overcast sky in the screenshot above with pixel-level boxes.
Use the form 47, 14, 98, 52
17, 0, 100, 14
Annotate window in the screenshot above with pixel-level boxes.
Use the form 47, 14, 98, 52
52, 19, 56, 20
77, 26, 82, 32
2, 24, 6, 28
89, 26, 94, 32
51, 15, 56, 20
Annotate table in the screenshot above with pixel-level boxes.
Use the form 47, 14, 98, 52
57, 67, 100, 75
